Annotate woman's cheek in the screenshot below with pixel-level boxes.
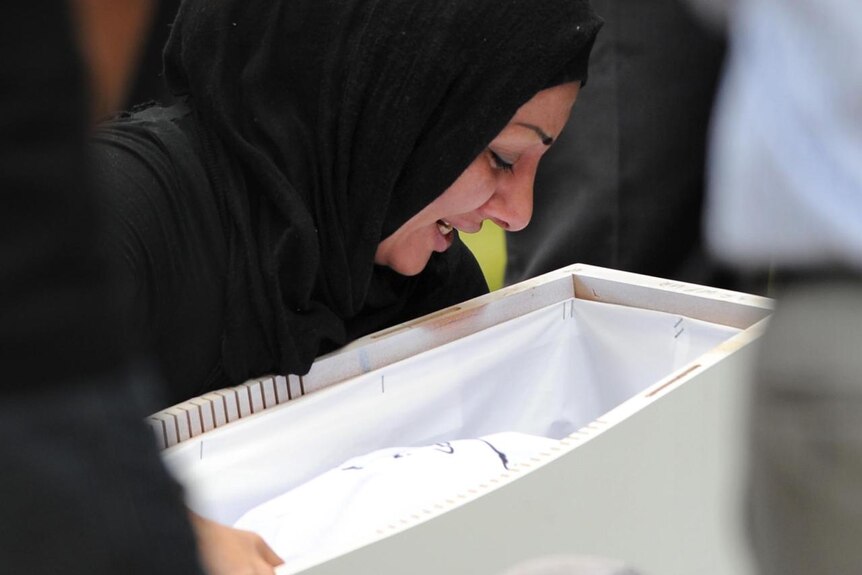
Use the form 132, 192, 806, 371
449, 164, 498, 214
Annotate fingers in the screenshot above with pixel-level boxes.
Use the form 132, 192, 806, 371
187, 510, 285, 575
252, 557, 280, 575
254, 534, 285, 566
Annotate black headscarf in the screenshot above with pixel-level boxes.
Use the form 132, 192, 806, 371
164, 0, 601, 384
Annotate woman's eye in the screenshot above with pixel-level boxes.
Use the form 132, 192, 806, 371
489, 150, 515, 174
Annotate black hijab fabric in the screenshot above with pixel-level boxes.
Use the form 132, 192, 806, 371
164, 0, 602, 384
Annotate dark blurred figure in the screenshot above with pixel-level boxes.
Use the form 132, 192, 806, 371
505, 0, 744, 291
0, 2, 204, 573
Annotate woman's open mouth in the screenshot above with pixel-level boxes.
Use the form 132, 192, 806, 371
436, 219, 454, 236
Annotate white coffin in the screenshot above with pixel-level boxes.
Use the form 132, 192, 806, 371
155, 264, 771, 575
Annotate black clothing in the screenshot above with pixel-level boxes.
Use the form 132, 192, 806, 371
95, 105, 227, 402
94, 104, 490, 403
0, 3, 203, 574
127, 0, 182, 107
0, 1, 125, 389
505, 0, 736, 289
97, 0, 602, 399
0, 371, 204, 575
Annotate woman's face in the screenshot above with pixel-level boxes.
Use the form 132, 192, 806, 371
375, 82, 581, 276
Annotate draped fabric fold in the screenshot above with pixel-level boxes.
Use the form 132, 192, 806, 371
163, 0, 602, 384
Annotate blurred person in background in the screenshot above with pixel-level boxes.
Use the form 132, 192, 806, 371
0, 1, 281, 573
688, 0, 862, 573
505, 0, 749, 292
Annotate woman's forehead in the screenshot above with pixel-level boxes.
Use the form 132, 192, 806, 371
501, 82, 581, 140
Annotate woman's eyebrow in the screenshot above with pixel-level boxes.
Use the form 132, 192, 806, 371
514, 122, 554, 146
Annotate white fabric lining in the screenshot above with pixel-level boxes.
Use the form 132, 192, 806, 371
163, 297, 740, 525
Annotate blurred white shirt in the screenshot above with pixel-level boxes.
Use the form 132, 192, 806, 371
705, 0, 862, 270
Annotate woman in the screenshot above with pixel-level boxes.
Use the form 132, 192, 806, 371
95, 0, 602, 406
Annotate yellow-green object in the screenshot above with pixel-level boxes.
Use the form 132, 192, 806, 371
460, 222, 507, 291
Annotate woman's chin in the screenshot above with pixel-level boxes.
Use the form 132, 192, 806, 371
387, 252, 434, 277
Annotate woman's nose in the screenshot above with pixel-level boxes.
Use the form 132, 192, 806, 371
481, 172, 534, 232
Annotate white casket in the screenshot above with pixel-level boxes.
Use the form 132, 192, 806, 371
152, 264, 771, 575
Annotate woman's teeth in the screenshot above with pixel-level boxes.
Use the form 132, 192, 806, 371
437, 219, 454, 235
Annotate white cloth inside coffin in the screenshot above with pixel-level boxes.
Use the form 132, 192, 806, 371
164, 298, 741, 534
235, 432, 557, 571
